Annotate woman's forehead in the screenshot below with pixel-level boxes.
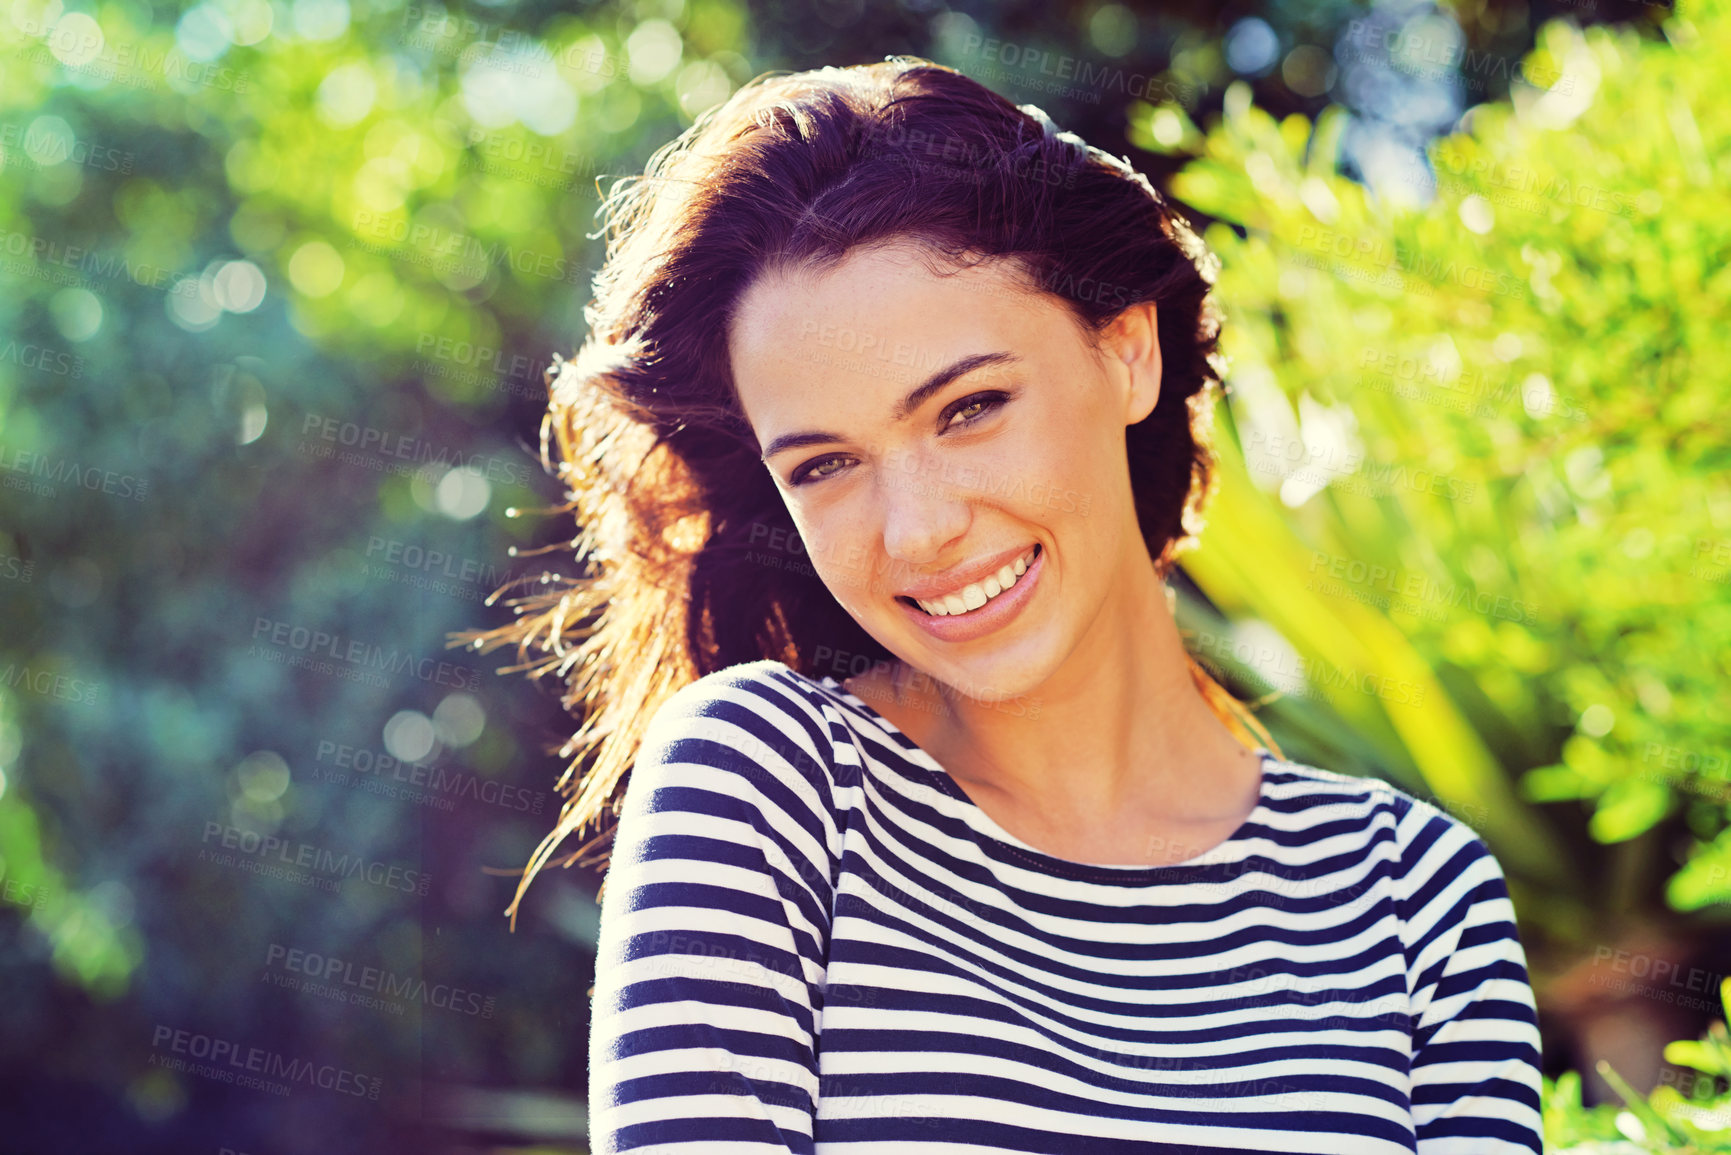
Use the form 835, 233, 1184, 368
732, 245, 1043, 353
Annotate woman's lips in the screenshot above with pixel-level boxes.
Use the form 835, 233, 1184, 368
907, 543, 1039, 616
895, 543, 1044, 643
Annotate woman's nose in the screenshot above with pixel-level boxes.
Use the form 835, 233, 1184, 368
875, 453, 970, 564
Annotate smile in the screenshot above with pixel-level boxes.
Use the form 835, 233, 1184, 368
893, 542, 1044, 643
906, 543, 1041, 616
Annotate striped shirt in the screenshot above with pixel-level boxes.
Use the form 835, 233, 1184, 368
589, 660, 1544, 1153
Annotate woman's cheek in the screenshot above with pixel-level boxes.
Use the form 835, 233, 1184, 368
814, 538, 874, 598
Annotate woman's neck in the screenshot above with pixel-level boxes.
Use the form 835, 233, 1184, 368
845, 568, 1262, 860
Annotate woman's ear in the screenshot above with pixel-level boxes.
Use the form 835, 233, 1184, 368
1105, 301, 1161, 426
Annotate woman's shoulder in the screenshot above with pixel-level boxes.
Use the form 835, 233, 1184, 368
647, 658, 838, 733
1261, 757, 1495, 853
1265, 756, 1506, 886
1268, 762, 1529, 989
636, 659, 853, 797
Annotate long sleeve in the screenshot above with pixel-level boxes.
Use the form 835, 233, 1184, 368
1398, 803, 1544, 1153
588, 668, 841, 1154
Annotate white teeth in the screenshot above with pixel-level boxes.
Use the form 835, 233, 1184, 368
914, 545, 1039, 617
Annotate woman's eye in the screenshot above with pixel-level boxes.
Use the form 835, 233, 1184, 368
791, 456, 850, 486
944, 391, 1009, 429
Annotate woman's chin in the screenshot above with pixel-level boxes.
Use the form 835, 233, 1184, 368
899, 636, 1055, 709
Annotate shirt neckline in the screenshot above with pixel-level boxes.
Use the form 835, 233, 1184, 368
815, 673, 1275, 882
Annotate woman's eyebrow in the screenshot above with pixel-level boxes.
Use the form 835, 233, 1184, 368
759, 350, 1021, 461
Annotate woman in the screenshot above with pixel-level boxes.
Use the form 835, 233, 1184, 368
465, 57, 1544, 1153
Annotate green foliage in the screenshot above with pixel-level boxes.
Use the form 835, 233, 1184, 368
0, 0, 753, 1136
0, 782, 142, 999
1543, 980, 1731, 1151
1152, 0, 1731, 960
0, 0, 753, 1001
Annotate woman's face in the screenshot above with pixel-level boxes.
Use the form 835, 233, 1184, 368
728, 240, 1162, 703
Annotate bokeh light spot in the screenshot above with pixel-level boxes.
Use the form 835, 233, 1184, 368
1088, 5, 1136, 58
1459, 194, 1494, 234
317, 61, 377, 129
288, 240, 344, 297
433, 692, 486, 747
1224, 18, 1278, 76
167, 280, 222, 332
234, 750, 291, 803
675, 59, 732, 117
626, 19, 682, 86
175, 3, 233, 62
23, 115, 74, 166
49, 287, 102, 341
48, 11, 103, 66
226, 0, 272, 45
212, 259, 267, 312
292, 0, 348, 41
436, 465, 490, 520
1580, 704, 1614, 738
383, 710, 436, 763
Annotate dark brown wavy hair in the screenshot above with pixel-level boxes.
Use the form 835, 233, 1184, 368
455, 55, 1281, 924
